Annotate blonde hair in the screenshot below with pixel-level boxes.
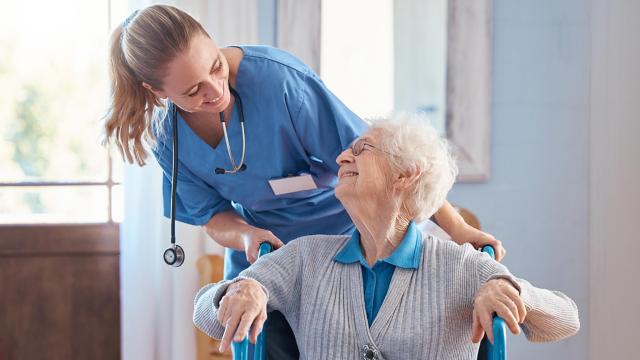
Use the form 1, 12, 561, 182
368, 112, 458, 221
103, 5, 209, 165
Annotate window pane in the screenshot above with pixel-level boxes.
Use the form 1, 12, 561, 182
0, 1, 110, 183
112, 185, 123, 223
0, 186, 109, 224
112, 152, 124, 183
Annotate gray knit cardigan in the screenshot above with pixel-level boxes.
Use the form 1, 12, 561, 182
193, 234, 580, 360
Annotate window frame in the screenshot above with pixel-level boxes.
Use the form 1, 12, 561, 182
0, 153, 121, 225
0, 0, 121, 226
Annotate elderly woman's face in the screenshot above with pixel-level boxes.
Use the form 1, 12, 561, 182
335, 129, 393, 206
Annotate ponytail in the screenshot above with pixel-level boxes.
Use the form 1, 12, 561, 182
103, 25, 159, 165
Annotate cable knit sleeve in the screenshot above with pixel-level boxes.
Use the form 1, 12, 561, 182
472, 247, 580, 343
193, 240, 302, 339
515, 278, 580, 342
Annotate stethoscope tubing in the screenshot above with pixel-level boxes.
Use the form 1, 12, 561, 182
170, 103, 178, 245
219, 86, 246, 173
168, 84, 246, 259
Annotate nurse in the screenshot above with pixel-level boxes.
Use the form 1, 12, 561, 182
103, 4, 504, 359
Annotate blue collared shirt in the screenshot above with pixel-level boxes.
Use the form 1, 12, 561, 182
334, 221, 423, 325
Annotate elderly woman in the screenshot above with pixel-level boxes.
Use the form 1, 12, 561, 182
193, 114, 580, 359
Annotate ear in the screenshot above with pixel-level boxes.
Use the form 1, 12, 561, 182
392, 166, 423, 192
142, 82, 168, 99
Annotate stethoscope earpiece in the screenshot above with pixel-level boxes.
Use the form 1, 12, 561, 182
163, 244, 185, 267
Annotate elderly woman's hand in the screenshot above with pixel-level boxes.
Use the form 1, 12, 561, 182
217, 279, 268, 353
452, 225, 506, 261
471, 278, 527, 344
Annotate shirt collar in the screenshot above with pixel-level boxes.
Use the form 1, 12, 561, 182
334, 221, 423, 269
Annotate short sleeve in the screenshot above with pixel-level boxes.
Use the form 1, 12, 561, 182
152, 142, 233, 226
291, 72, 368, 174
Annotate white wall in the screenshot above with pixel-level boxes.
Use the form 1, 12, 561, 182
589, 0, 640, 358
448, 1, 591, 358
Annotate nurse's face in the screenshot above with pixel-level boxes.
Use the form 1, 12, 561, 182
148, 34, 231, 114
335, 129, 394, 212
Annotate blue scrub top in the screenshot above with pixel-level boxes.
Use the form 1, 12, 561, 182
152, 45, 368, 279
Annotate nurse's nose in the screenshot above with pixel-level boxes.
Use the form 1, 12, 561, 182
202, 81, 224, 100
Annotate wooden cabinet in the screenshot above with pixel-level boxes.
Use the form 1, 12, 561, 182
0, 225, 120, 360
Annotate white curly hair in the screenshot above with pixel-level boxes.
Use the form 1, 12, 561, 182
366, 112, 458, 221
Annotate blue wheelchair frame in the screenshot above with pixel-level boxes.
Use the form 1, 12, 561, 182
232, 243, 508, 360
231, 243, 272, 360
479, 246, 508, 360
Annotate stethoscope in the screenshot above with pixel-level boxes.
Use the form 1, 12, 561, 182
163, 85, 247, 267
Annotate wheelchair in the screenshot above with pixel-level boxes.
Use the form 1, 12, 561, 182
232, 243, 508, 360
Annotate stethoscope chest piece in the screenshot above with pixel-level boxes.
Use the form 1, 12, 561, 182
163, 244, 185, 267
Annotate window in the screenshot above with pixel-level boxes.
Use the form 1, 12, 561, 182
0, 0, 123, 224
321, 0, 447, 134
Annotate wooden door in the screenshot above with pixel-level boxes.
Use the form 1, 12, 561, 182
0, 224, 120, 360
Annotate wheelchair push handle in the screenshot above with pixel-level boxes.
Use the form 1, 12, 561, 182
232, 242, 272, 360
258, 242, 273, 258
481, 245, 508, 360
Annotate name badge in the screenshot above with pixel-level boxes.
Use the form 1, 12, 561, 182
268, 174, 318, 195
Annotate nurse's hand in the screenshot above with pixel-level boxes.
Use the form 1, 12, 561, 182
451, 224, 506, 261
217, 279, 268, 352
242, 226, 284, 263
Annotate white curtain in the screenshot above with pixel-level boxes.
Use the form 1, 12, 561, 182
121, 160, 216, 360
119, 1, 261, 359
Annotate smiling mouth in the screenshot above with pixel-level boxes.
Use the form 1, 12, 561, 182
205, 95, 222, 104
339, 171, 359, 179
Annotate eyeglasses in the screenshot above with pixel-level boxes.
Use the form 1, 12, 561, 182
350, 138, 393, 156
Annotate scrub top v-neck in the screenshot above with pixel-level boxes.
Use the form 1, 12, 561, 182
152, 45, 367, 279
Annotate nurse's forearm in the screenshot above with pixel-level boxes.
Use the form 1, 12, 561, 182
433, 200, 467, 238
202, 211, 251, 251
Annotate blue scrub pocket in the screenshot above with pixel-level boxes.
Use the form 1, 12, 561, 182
248, 157, 337, 212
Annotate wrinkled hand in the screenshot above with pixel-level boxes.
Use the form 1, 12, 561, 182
217, 279, 268, 353
241, 226, 284, 263
472, 279, 527, 344
452, 225, 506, 261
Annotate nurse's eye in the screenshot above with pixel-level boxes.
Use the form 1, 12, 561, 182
187, 87, 200, 97
211, 61, 222, 74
